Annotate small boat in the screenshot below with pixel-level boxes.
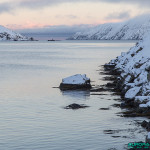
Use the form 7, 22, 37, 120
48, 39, 55, 41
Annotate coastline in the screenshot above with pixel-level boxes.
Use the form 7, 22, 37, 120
104, 37, 150, 116
102, 35, 150, 148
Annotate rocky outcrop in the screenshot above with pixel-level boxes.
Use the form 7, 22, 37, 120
59, 74, 91, 90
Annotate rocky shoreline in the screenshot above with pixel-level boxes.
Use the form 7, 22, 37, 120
104, 34, 150, 116
103, 35, 150, 148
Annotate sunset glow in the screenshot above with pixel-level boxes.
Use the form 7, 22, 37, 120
0, 0, 149, 30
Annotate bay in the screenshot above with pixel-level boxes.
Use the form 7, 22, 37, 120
0, 40, 146, 150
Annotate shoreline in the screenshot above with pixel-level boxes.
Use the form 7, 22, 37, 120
102, 35, 150, 148
103, 43, 150, 117
103, 62, 150, 150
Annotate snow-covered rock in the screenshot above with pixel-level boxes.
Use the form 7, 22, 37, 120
59, 74, 91, 90
125, 87, 141, 99
106, 32, 150, 107
0, 25, 30, 41
62, 74, 90, 85
68, 15, 150, 40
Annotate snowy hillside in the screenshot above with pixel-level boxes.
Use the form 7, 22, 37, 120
106, 32, 150, 107
0, 25, 29, 41
68, 15, 150, 40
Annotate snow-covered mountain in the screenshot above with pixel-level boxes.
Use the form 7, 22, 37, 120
0, 25, 30, 41
68, 15, 150, 40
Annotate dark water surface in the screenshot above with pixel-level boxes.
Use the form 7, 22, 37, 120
0, 40, 146, 150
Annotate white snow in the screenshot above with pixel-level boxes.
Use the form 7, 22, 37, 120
62, 74, 90, 85
68, 14, 150, 40
125, 87, 141, 99
106, 31, 150, 107
0, 25, 29, 41
148, 132, 150, 139
135, 96, 150, 102
139, 104, 147, 108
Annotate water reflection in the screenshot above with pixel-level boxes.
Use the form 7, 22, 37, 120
61, 90, 90, 100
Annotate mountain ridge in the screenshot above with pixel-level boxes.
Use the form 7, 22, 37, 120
68, 15, 150, 40
0, 25, 31, 41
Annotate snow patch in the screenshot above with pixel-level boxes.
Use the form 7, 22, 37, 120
148, 132, 150, 139
62, 74, 90, 85
125, 87, 141, 99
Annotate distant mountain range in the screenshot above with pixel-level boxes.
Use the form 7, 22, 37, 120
0, 25, 32, 41
68, 15, 150, 40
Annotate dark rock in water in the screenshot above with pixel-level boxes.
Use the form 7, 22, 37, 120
103, 129, 121, 134
123, 99, 135, 108
141, 120, 148, 128
99, 107, 110, 110
60, 83, 91, 91
64, 103, 89, 109
90, 87, 106, 92
111, 136, 121, 138
90, 93, 107, 95
111, 104, 120, 108
103, 76, 116, 81
106, 82, 116, 87
112, 92, 122, 96
120, 102, 126, 108
104, 64, 115, 71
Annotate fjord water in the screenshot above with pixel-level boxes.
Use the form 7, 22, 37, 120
0, 41, 146, 150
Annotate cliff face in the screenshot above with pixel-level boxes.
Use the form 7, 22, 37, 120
68, 15, 150, 40
106, 33, 150, 107
0, 25, 29, 41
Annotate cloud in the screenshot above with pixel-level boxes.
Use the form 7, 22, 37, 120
0, 0, 150, 14
14, 24, 94, 34
66, 15, 77, 19
101, 0, 150, 5
16, 0, 150, 9
56, 15, 78, 19
0, 2, 13, 14
12, 24, 95, 40
105, 11, 131, 20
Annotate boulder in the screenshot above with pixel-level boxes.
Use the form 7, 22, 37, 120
59, 74, 91, 90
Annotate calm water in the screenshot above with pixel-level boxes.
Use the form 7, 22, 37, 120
0, 40, 147, 150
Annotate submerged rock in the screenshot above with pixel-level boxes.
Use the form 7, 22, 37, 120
141, 120, 150, 131
59, 74, 91, 90
99, 107, 110, 110
90, 87, 106, 92
64, 103, 89, 109
141, 120, 148, 128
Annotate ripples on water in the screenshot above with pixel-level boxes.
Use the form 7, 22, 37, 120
0, 40, 146, 150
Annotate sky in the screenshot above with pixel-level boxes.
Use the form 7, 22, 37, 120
0, 0, 150, 39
